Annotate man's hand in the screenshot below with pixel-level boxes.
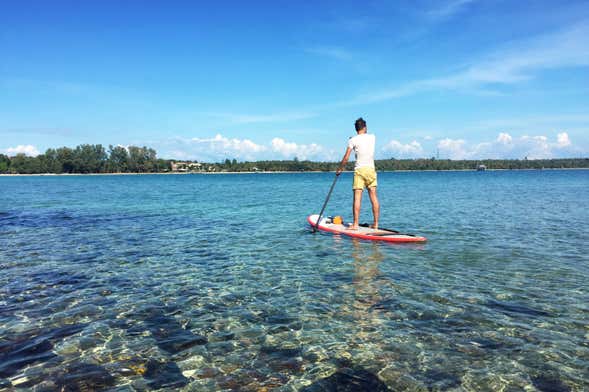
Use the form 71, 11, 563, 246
336, 167, 343, 176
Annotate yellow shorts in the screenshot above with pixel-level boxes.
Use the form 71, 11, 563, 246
353, 167, 377, 189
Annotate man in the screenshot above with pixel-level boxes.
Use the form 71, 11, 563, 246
336, 117, 380, 230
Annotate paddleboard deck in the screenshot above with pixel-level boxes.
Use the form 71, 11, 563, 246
308, 214, 427, 243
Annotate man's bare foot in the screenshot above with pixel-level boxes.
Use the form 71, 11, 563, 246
370, 223, 379, 230
346, 224, 359, 230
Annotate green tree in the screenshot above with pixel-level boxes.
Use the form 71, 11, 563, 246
127, 146, 144, 172
155, 158, 171, 172
56, 147, 75, 173
40, 148, 61, 173
107, 145, 129, 172
73, 144, 107, 173
126, 146, 158, 172
9, 153, 41, 174
144, 147, 157, 172
0, 154, 10, 173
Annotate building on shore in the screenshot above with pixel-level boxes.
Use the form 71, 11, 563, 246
170, 161, 202, 172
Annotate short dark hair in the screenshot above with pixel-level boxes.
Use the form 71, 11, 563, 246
355, 117, 366, 132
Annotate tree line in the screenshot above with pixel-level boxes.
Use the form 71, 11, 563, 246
1, 146, 587, 174
0, 145, 170, 174
208, 157, 589, 172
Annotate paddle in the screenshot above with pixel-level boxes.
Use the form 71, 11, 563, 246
359, 223, 417, 237
359, 223, 399, 234
313, 173, 339, 233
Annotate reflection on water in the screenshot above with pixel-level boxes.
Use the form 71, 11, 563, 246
349, 240, 386, 348
1, 172, 588, 390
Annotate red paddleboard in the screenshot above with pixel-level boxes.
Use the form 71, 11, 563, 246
308, 214, 427, 243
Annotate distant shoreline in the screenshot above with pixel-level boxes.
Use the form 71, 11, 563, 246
1, 167, 588, 177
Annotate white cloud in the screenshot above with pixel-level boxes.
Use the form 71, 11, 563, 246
382, 139, 424, 158
155, 134, 267, 161
556, 132, 571, 147
438, 132, 576, 159
437, 138, 468, 159
148, 131, 581, 162
156, 134, 330, 161
3, 144, 40, 156
271, 138, 324, 160
497, 132, 512, 144
188, 134, 266, 160
518, 135, 551, 159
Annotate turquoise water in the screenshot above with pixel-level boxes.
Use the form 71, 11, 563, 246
0, 170, 588, 391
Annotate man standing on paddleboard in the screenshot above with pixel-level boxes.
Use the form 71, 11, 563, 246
336, 117, 380, 230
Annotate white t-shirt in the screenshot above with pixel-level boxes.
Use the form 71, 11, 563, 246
347, 133, 375, 169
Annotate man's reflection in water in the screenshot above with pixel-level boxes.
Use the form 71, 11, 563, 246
342, 239, 389, 353
351, 239, 384, 312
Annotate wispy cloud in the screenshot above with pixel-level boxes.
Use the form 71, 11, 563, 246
204, 111, 316, 125
430, 22, 589, 86
340, 21, 589, 105
323, 14, 376, 34
304, 46, 353, 61
1, 78, 89, 95
1, 127, 73, 136
426, 0, 475, 20
1, 77, 158, 109
469, 113, 589, 132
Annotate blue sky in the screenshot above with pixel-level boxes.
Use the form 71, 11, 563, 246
1, 0, 588, 161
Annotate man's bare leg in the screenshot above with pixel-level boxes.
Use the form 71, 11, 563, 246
348, 189, 363, 230
368, 186, 379, 229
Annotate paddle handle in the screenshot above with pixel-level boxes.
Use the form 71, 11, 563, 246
313, 174, 339, 232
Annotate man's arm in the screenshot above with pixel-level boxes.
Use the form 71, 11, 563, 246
336, 147, 352, 176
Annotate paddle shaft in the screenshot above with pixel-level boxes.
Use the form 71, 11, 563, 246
313, 174, 339, 232
359, 223, 416, 237
359, 223, 399, 234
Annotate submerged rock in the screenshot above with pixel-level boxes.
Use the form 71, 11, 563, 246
302, 365, 390, 392
0, 337, 55, 378
260, 345, 302, 359
486, 300, 551, 318
54, 362, 115, 391
209, 331, 235, 342
255, 344, 305, 375
140, 309, 207, 353
381, 371, 428, 392
531, 374, 571, 392
144, 359, 188, 389
302, 346, 329, 363
422, 368, 462, 389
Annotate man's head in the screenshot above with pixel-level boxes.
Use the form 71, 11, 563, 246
355, 117, 367, 133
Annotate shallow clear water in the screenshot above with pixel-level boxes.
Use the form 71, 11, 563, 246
0, 170, 588, 391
